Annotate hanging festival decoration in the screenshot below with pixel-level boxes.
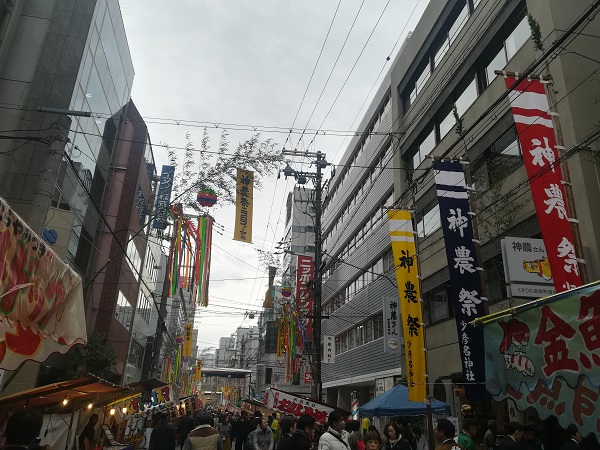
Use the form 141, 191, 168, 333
168, 206, 213, 307
197, 188, 218, 207
281, 286, 292, 298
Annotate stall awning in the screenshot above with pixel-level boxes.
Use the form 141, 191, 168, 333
0, 375, 166, 412
0, 374, 131, 411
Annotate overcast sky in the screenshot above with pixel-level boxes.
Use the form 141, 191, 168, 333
121, 0, 429, 353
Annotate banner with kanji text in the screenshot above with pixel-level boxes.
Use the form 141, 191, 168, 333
388, 210, 426, 402
183, 323, 193, 357
433, 159, 486, 400
234, 169, 254, 243
482, 282, 600, 438
504, 76, 582, 291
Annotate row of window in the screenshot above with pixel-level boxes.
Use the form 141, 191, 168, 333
137, 289, 152, 324
323, 192, 393, 281
406, 0, 483, 109
324, 142, 393, 247
334, 313, 384, 355
144, 249, 158, 285
128, 340, 145, 368
115, 290, 133, 329
292, 225, 315, 233
126, 236, 142, 281
406, 11, 530, 169
324, 249, 394, 315
325, 94, 391, 215
290, 245, 316, 254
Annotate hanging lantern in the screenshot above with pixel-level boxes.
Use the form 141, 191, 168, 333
282, 286, 292, 298
197, 188, 217, 207
176, 335, 184, 344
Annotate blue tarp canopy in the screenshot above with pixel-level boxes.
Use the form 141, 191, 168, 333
360, 384, 451, 416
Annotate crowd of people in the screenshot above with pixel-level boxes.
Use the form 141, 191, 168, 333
0, 405, 588, 450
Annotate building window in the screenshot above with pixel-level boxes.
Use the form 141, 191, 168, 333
484, 14, 530, 86
126, 237, 142, 281
265, 368, 272, 384
115, 291, 133, 329
412, 127, 436, 169
416, 203, 441, 238
425, 285, 451, 323
472, 126, 522, 191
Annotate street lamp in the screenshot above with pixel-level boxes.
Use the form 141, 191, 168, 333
281, 151, 329, 401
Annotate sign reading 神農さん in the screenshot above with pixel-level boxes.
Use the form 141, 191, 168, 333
483, 282, 600, 438
0, 195, 87, 370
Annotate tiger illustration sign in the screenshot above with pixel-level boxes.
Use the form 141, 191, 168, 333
501, 237, 556, 298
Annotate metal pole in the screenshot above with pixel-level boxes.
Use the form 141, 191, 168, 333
30, 117, 71, 234
314, 152, 324, 402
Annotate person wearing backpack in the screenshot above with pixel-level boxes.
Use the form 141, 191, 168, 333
347, 421, 365, 450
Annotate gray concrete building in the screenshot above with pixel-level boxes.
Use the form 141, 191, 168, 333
320, 0, 600, 420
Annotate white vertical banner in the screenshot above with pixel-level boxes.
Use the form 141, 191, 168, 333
323, 335, 335, 363
382, 296, 402, 354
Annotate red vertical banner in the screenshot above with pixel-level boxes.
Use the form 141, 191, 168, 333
504, 77, 582, 292
296, 255, 314, 341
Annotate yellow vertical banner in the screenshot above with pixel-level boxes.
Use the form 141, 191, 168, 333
195, 359, 202, 382
183, 323, 193, 357
388, 210, 427, 402
234, 169, 254, 243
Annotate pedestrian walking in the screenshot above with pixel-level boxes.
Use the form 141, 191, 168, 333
249, 417, 275, 450
560, 425, 582, 450
4, 409, 50, 450
79, 414, 98, 450
519, 426, 543, 450
364, 431, 382, 450
271, 413, 281, 444
484, 421, 498, 450
413, 428, 428, 450
179, 411, 197, 446
318, 411, 349, 450
185, 412, 224, 450
278, 418, 297, 450
498, 423, 523, 450
434, 419, 465, 450
457, 419, 477, 450
220, 414, 234, 450
347, 421, 364, 450
233, 411, 250, 450
149, 413, 177, 450
278, 415, 315, 450
383, 423, 410, 450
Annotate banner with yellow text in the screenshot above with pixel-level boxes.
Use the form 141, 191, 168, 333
195, 359, 202, 382
183, 323, 193, 357
388, 210, 426, 402
234, 169, 254, 243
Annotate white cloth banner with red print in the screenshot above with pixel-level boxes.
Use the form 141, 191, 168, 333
504, 77, 582, 292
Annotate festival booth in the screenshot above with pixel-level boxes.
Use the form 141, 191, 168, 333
360, 384, 451, 417
0, 375, 134, 450
475, 281, 600, 440
263, 388, 349, 424
105, 384, 199, 449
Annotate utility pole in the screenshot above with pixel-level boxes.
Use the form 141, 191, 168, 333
281, 150, 328, 401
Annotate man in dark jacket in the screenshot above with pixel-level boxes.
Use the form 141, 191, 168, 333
179, 411, 197, 445
279, 415, 315, 450
233, 411, 250, 450
149, 413, 177, 450
278, 418, 297, 450
498, 423, 523, 450
560, 425, 582, 450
